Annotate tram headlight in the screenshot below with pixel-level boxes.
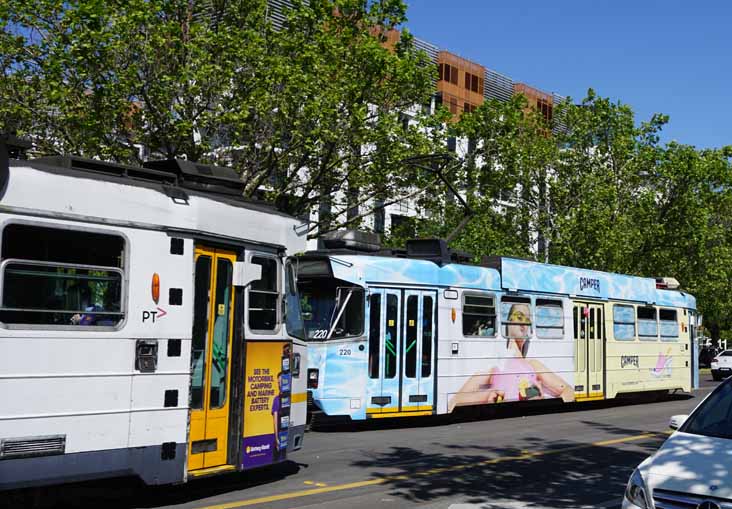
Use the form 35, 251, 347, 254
307, 368, 319, 389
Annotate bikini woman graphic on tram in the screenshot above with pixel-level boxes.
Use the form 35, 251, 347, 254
449, 302, 573, 411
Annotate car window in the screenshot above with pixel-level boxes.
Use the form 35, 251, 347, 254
682, 382, 732, 439
720, 351, 732, 357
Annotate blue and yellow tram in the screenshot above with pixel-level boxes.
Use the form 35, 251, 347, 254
296, 238, 698, 420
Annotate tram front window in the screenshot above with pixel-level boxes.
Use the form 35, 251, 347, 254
298, 280, 364, 340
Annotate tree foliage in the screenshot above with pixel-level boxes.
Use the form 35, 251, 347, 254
0, 0, 443, 234
3, 1, 732, 339
412, 89, 732, 340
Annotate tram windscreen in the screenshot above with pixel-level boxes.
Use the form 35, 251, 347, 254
298, 278, 364, 340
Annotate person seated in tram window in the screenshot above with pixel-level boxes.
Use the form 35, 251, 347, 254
70, 285, 116, 326
471, 318, 494, 337
448, 303, 573, 412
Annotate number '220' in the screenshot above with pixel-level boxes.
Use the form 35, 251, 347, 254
338, 348, 351, 356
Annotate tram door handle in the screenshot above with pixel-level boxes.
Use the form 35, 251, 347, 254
135, 339, 159, 373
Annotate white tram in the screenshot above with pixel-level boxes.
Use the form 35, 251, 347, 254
0, 136, 308, 489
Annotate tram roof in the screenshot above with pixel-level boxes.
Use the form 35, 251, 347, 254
2, 157, 307, 252
301, 252, 697, 309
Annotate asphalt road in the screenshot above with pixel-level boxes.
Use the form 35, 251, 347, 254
7, 376, 720, 509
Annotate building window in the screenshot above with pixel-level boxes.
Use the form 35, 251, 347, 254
439, 63, 458, 85
659, 309, 679, 341
613, 304, 635, 341
248, 255, 280, 332
446, 136, 457, 153
462, 293, 496, 337
464, 72, 484, 94
390, 214, 416, 238
467, 137, 477, 154
0, 223, 125, 328
537, 98, 553, 123
449, 97, 458, 114
374, 201, 385, 234
463, 102, 476, 114
399, 112, 411, 131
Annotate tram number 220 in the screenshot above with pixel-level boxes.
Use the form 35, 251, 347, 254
338, 348, 351, 356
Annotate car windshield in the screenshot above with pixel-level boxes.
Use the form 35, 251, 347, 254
682, 381, 732, 439
719, 351, 732, 357
298, 278, 364, 340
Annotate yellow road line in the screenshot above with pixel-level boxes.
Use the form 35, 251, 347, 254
198, 431, 662, 509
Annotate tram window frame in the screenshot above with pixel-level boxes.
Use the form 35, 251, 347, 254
462, 292, 496, 338
659, 308, 679, 341
500, 295, 532, 339
536, 299, 564, 339
0, 222, 127, 330
637, 306, 658, 341
613, 304, 636, 341
246, 253, 281, 334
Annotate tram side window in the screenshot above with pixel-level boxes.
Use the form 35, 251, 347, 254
248, 255, 280, 332
501, 296, 532, 338
536, 299, 563, 339
0, 224, 125, 327
613, 305, 635, 341
463, 294, 496, 337
637, 306, 658, 340
659, 309, 679, 341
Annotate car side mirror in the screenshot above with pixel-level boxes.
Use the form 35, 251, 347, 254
669, 414, 688, 430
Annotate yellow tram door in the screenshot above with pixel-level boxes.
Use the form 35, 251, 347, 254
573, 303, 605, 401
188, 247, 237, 471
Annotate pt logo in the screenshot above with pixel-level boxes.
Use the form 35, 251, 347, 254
142, 307, 168, 323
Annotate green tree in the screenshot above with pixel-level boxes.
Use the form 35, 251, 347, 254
408, 95, 558, 260
417, 87, 732, 341
0, 0, 443, 235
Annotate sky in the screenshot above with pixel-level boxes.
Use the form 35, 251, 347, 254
403, 0, 732, 149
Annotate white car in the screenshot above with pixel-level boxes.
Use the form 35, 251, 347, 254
622, 377, 732, 508
711, 350, 732, 381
